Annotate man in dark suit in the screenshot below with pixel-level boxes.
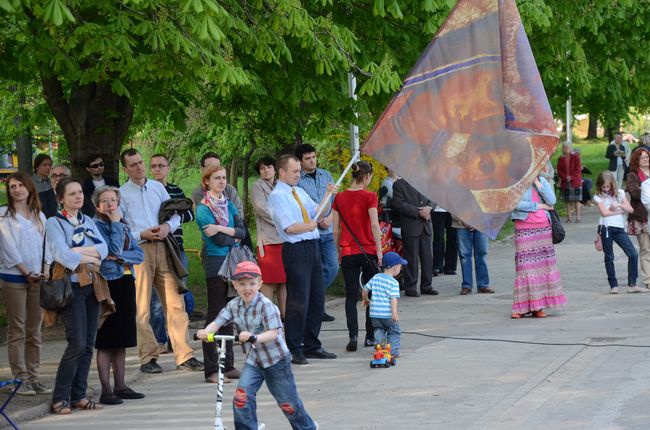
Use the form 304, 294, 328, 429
82, 154, 119, 217
392, 178, 438, 297
38, 164, 69, 218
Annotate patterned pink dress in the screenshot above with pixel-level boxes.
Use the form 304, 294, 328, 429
512, 188, 567, 314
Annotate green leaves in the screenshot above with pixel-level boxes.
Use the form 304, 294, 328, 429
42, 0, 75, 26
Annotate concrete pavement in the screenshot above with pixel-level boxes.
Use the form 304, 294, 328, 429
4, 204, 650, 429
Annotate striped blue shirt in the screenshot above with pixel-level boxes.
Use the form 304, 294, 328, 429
297, 168, 334, 234
364, 273, 400, 319
214, 292, 289, 368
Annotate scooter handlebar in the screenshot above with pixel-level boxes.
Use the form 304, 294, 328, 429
193, 333, 257, 344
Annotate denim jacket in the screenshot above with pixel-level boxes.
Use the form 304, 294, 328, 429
94, 217, 144, 281
511, 177, 556, 222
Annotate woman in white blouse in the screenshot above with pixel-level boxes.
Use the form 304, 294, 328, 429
0, 172, 51, 396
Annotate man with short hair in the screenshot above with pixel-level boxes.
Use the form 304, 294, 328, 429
31, 154, 52, 193
149, 153, 195, 353
295, 144, 339, 322
82, 154, 119, 217
119, 148, 203, 374
392, 178, 438, 297
267, 154, 338, 365
38, 164, 69, 218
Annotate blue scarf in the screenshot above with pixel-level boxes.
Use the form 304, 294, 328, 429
56, 210, 102, 247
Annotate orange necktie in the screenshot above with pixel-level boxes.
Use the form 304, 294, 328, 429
292, 188, 310, 223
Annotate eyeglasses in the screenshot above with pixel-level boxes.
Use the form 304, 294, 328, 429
89, 162, 104, 168
99, 198, 119, 205
150, 164, 169, 169
51, 173, 68, 179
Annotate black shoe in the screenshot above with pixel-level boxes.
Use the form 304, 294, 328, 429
177, 357, 204, 371
114, 388, 145, 400
444, 270, 457, 275
421, 289, 439, 296
140, 359, 163, 374
405, 291, 420, 297
346, 336, 358, 352
321, 313, 335, 322
432, 269, 440, 277
99, 393, 123, 405
364, 338, 376, 347
304, 348, 337, 359
291, 352, 309, 365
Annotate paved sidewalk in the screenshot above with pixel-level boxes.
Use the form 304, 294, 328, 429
4, 205, 650, 429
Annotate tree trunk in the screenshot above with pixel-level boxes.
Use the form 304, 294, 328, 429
229, 158, 238, 189
241, 140, 256, 225
587, 112, 599, 139
8, 85, 33, 174
40, 76, 133, 179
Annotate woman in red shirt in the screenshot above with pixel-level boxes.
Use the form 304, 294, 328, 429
556, 143, 583, 222
332, 161, 383, 352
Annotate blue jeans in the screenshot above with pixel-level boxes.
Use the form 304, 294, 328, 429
52, 283, 99, 403
234, 358, 317, 430
456, 228, 490, 290
319, 233, 339, 290
601, 226, 638, 287
150, 248, 190, 344
371, 318, 401, 356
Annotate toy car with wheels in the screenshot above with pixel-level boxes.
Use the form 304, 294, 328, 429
370, 343, 395, 368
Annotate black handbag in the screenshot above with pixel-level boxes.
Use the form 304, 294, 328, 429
39, 227, 74, 310
338, 212, 380, 274
537, 184, 565, 244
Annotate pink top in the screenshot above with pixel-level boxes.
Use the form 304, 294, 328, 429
515, 188, 550, 229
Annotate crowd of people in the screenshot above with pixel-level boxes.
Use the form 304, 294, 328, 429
3, 134, 650, 426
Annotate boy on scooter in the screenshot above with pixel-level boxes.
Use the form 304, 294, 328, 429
197, 261, 318, 430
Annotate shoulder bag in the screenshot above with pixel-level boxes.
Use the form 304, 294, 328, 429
338, 211, 381, 275
217, 243, 256, 281
39, 220, 74, 310
537, 185, 565, 244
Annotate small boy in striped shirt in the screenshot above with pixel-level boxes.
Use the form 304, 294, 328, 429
197, 261, 318, 430
362, 252, 407, 357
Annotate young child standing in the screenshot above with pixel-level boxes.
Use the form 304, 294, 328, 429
362, 252, 406, 357
196, 261, 318, 430
594, 171, 643, 294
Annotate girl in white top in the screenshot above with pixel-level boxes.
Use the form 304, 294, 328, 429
0, 172, 51, 395
594, 171, 644, 294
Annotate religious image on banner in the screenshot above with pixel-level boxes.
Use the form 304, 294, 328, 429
362, 0, 559, 238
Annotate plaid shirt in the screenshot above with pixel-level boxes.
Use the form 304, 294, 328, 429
297, 168, 334, 234
214, 292, 289, 368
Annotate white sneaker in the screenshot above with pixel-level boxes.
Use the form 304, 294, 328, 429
627, 286, 645, 293
16, 383, 36, 396
610, 287, 619, 294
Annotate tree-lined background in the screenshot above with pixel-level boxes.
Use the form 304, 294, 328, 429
1, 0, 650, 321
2, 0, 650, 184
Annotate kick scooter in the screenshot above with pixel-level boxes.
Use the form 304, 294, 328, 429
194, 333, 265, 430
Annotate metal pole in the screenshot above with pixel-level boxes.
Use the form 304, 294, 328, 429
348, 72, 359, 154
566, 96, 572, 148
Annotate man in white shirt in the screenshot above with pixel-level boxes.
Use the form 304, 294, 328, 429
119, 148, 203, 374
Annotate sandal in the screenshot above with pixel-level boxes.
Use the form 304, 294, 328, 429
51, 400, 72, 415
72, 399, 103, 410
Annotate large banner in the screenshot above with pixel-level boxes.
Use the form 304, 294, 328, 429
362, 0, 559, 238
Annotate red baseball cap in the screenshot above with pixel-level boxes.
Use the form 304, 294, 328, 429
232, 261, 262, 280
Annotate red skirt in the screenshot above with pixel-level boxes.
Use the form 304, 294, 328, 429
257, 244, 286, 284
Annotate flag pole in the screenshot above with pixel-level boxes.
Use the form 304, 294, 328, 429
313, 150, 360, 220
